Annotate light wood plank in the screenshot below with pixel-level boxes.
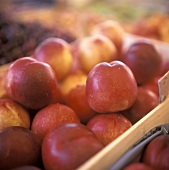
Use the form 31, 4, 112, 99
78, 96, 169, 170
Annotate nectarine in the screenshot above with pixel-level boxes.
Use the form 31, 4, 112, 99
142, 134, 169, 170
77, 34, 117, 73
60, 70, 87, 97
65, 84, 98, 124
31, 103, 80, 142
0, 98, 30, 131
86, 61, 138, 113
33, 37, 73, 80
0, 126, 41, 170
142, 76, 160, 97
122, 86, 159, 124
42, 123, 104, 170
5, 57, 62, 110
87, 113, 132, 145
91, 20, 125, 51
123, 163, 152, 170
122, 40, 162, 85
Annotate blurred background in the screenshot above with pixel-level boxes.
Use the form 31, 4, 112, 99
0, 0, 169, 65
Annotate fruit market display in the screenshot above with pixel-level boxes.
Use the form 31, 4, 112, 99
9, 1, 169, 43
1, 0, 169, 65
0, 9, 169, 169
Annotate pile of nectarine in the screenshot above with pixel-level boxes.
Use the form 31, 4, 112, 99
0, 18, 167, 170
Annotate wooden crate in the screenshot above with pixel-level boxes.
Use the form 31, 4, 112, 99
1, 34, 169, 170
78, 34, 169, 170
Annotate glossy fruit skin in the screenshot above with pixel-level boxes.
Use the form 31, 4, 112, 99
69, 40, 83, 73
158, 59, 169, 76
91, 20, 125, 51
78, 34, 117, 73
0, 98, 30, 131
86, 61, 138, 113
123, 163, 153, 170
5, 57, 61, 110
142, 76, 160, 97
87, 113, 132, 145
31, 103, 80, 142
65, 84, 98, 124
122, 40, 162, 85
122, 86, 159, 124
60, 70, 87, 97
42, 123, 104, 170
0, 126, 41, 170
33, 37, 73, 80
142, 134, 169, 170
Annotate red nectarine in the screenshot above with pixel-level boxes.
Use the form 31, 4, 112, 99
122, 86, 159, 124
142, 134, 169, 170
0, 126, 41, 170
122, 40, 162, 85
42, 123, 104, 170
87, 113, 132, 145
31, 103, 80, 142
86, 61, 138, 113
123, 163, 153, 170
65, 84, 98, 124
5, 57, 62, 110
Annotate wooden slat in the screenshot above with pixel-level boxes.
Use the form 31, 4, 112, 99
78, 96, 169, 170
78, 34, 169, 170
1, 34, 169, 170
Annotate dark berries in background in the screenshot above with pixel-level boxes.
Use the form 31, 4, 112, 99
0, 12, 75, 65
